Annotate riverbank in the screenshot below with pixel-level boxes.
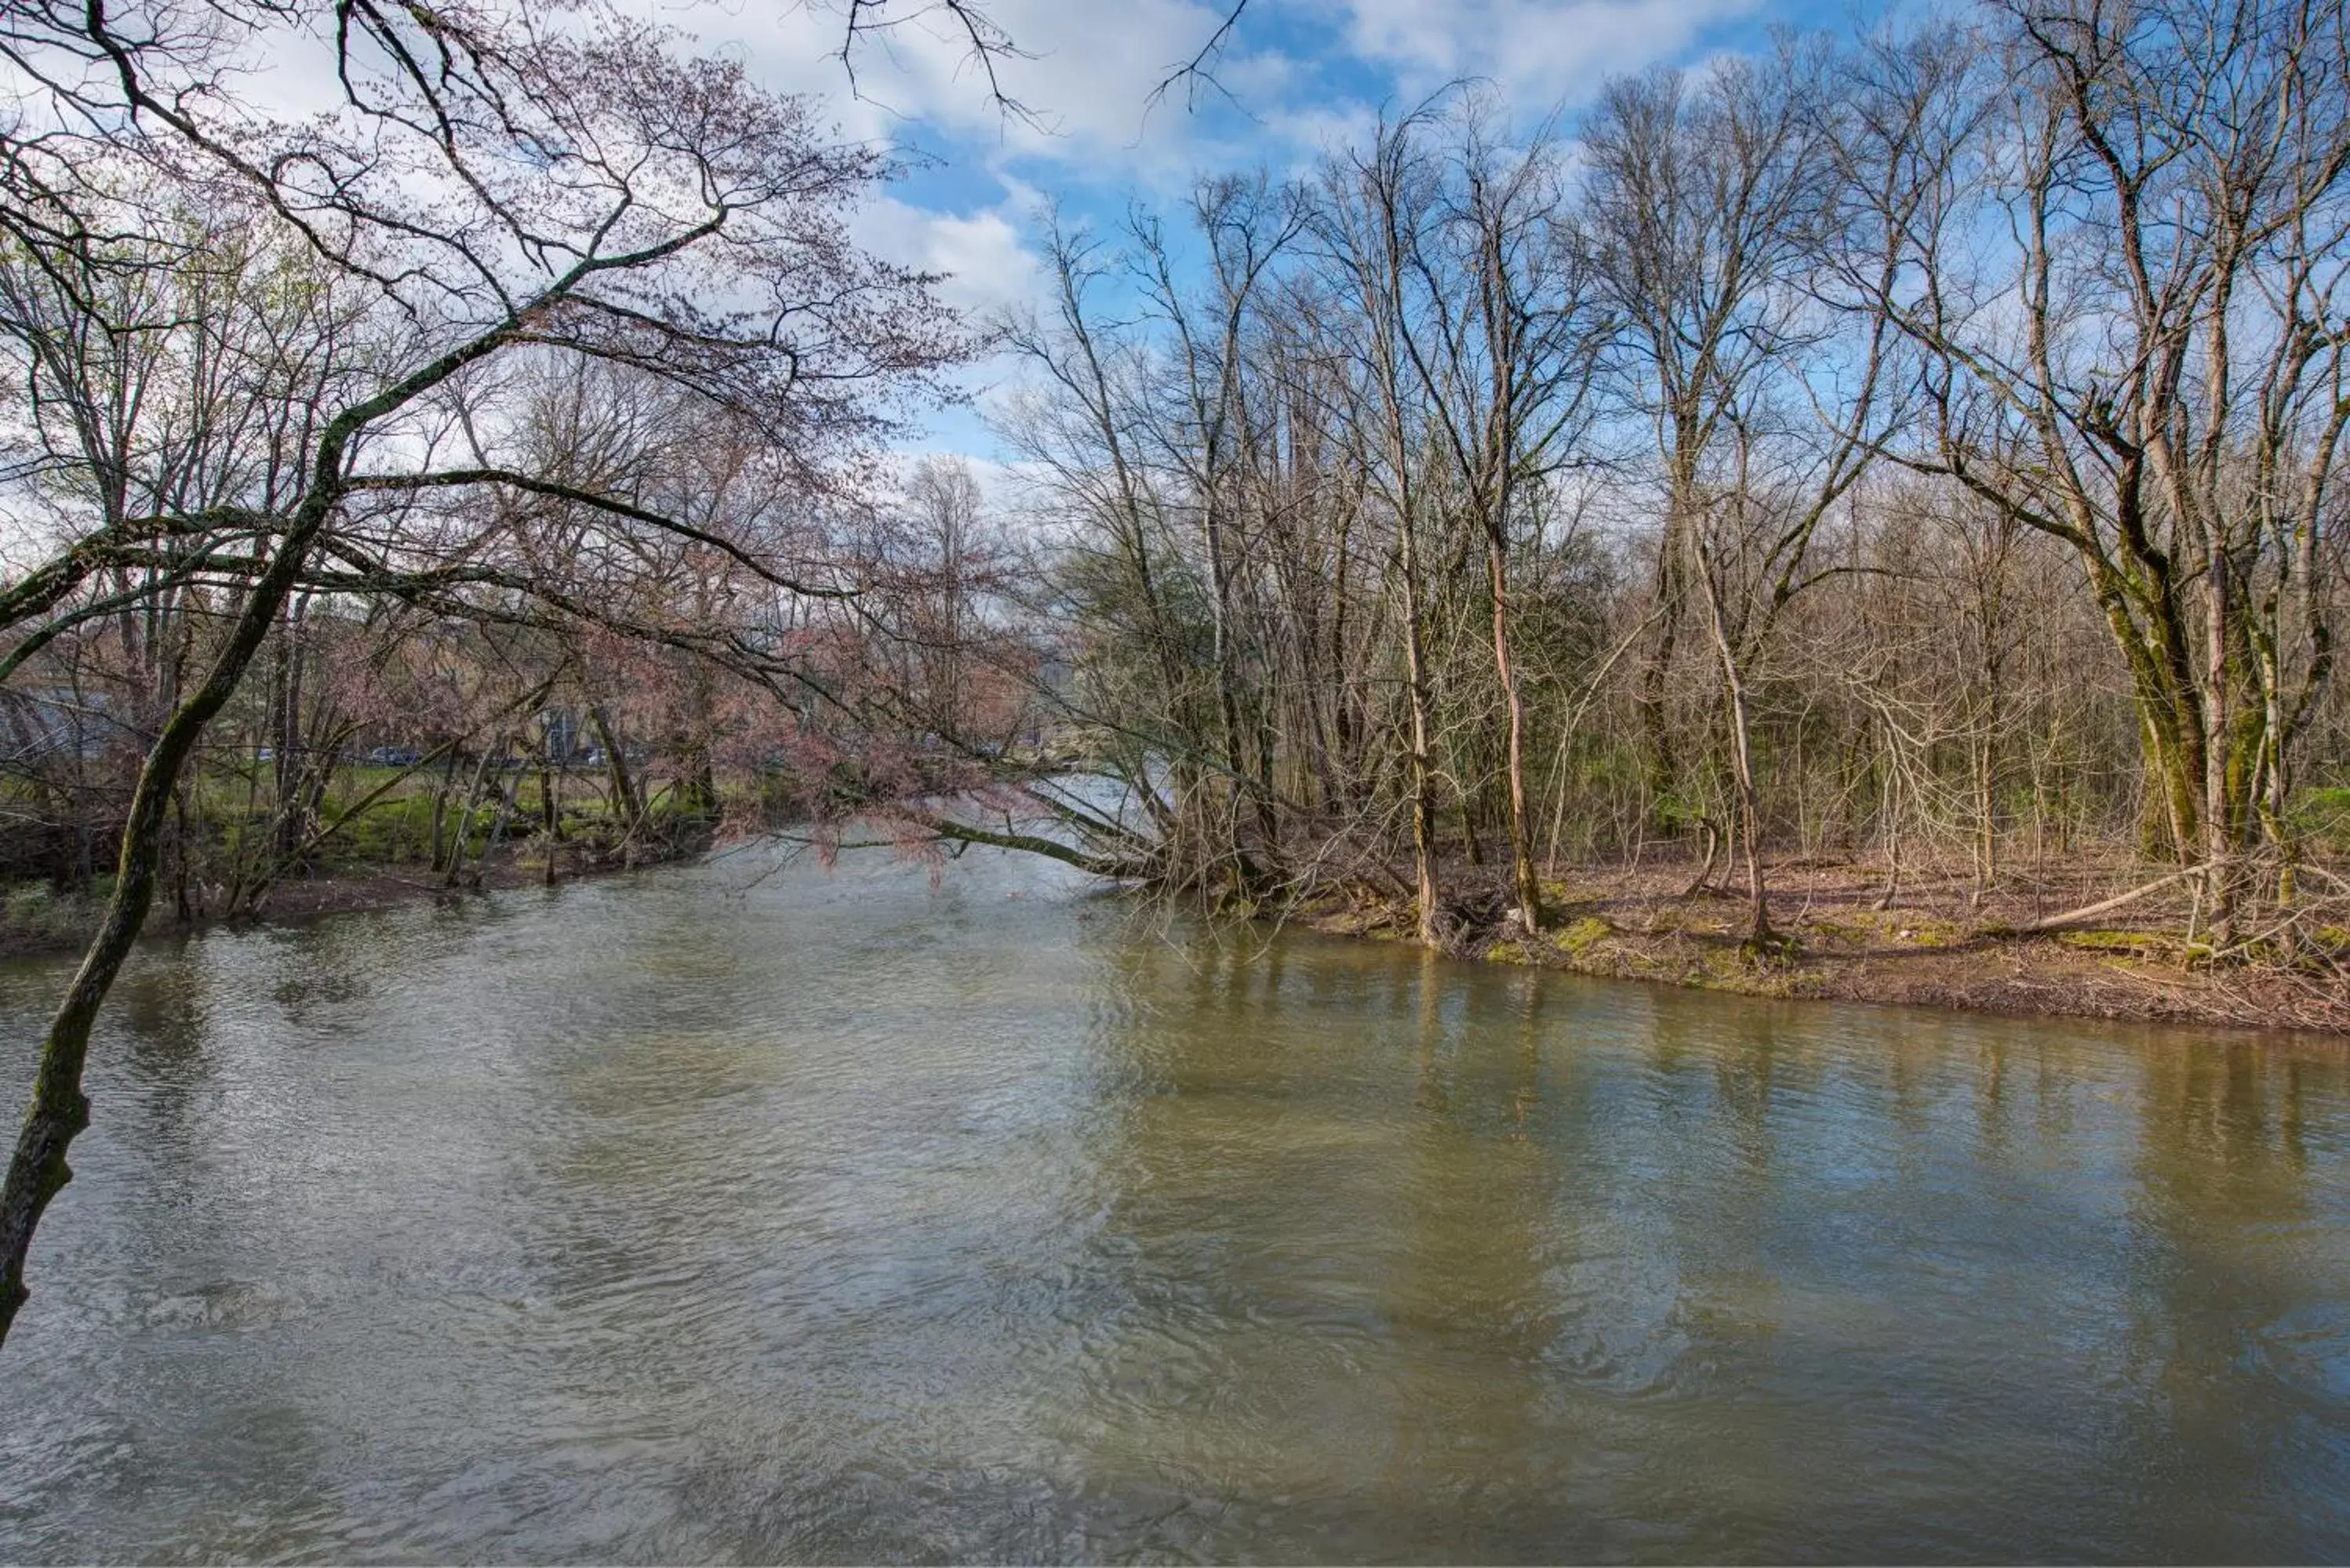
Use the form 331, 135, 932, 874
1297, 856, 2350, 1036
11, 836, 2343, 1036
0, 840, 693, 963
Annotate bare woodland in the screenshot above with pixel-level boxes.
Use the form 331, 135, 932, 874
2, 0, 2348, 1348
982, 3, 2350, 972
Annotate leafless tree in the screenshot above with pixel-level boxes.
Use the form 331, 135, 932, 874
0, 0, 967, 1347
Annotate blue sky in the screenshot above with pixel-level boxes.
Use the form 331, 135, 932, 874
675, 0, 1861, 466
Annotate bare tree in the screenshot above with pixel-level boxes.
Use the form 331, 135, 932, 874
0, 0, 966, 1347
1843, 0, 2350, 944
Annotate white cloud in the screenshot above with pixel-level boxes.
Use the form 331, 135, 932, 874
682, 0, 1290, 178
1259, 99, 1384, 173
847, 193, 1054, 462
853, 196, 1044, 318
1322, 0, 1764, 107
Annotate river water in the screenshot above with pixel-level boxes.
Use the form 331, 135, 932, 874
2, 846, 2347, 1563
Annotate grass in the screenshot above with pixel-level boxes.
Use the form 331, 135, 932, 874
2, 879, 111, 947
1806, 908, 1966, 948
2054, 928, 2181, 959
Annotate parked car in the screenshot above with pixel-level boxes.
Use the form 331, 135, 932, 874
366, 745, 422, 767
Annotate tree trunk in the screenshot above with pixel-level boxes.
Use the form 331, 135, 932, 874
1489, 533, 1543, 934
2201, 546, 2237, 948
1399, 524, 1441, 945
540, 752, 560, 886
2, 511, 328, 1348
1693, 543, 1772, 944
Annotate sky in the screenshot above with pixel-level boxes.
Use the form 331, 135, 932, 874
649, 0, 1850, 469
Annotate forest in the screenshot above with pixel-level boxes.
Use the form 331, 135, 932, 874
935, 0, 2350, 993
4, 0, 2349, 1342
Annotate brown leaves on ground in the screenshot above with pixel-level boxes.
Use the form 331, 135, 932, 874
1297, 853, 2350, 1037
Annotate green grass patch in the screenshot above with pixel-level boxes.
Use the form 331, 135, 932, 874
1893, 916, 1963, 948
2, 880, 107, 946
2054, 928, 2177, 959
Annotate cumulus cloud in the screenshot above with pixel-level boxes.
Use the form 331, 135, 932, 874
1321, 0, 1764, 106
679, 0, 1290, 176
852, 196, 1044, 318
653, 0, 1784, 466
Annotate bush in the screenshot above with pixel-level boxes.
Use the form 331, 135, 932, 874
2, 880, 105, 948
2294, 785, 2350, 854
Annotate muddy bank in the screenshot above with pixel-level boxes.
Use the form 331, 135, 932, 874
1294, 857, 2350, 1037
0, 842, 694, 964
12, 840, 2342, 1036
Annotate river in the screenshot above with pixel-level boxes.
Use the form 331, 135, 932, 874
2, 846, 2347, 1563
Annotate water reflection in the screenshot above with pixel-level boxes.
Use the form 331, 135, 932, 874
2, 848, 2347, 1563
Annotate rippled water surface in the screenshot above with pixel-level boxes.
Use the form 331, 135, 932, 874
3, 847, 2349, 1563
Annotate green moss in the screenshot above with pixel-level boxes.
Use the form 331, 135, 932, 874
1486, 939, 1533, 966
1552, 916, 1613, 959
2054, 928, 2175, 959
1828, 908, 1963, 947
1896, 918, 1963, 948
1675, 943, 1799, 998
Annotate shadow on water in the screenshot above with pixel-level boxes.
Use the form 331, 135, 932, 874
2, 843, 2347, 1563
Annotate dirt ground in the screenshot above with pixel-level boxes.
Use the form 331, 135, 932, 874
1297, 853, 2350, 1037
